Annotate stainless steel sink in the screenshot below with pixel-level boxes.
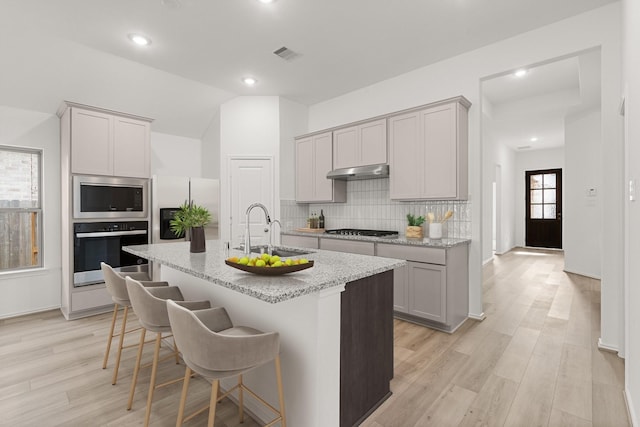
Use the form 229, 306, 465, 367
269, 248, 313, 257
241, 245, 313, 257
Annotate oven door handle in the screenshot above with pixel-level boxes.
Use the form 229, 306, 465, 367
75, 230, 148, 238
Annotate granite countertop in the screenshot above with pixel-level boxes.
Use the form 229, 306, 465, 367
123, 241, 405, 304
281, 230, 471, 248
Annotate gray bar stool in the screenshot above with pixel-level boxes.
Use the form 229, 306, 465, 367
100, 262, 168, 385
166, 299, 286, 427
125, 277, 211, 427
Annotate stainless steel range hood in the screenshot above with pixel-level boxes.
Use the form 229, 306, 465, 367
326, 164, 389, 180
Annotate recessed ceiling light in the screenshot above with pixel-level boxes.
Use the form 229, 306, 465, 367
257, 0, 276, 3
242, 77, 257, 86
128, 33, 151, 46
514, 69, 528, 78
530, 137, 538, 142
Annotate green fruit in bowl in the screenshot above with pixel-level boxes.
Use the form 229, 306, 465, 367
269, 255, 281, 265
260, 253, 271, 263
272, 260, 283, 267
284, 259, 293, 266
238, 257, 249, 265
299, 258, 309, 264
256, 259, 266, 267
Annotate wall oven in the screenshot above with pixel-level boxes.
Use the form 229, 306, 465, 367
73, 175, 148, 219
73, 221, 149, 287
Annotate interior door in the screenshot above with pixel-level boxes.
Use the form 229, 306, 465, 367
525, 169, 562, 249
229, 158, 274, 249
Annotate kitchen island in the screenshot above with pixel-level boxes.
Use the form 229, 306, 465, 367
123, 240, 405, 427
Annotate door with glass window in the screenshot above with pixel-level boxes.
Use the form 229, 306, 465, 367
525, 169, 562, 249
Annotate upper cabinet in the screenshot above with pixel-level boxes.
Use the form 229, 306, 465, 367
389, 97, 469, 200
296, 132, 346, 203
333, 118, 387, 169
62, 103, 152, 178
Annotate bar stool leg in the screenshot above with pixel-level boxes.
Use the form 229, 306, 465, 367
143, 333, 163, 427
275, 355, 287, 427
208, 380, 219, 427
238, 374, 244, 423
102, 304, 119, 369
176, 366, 192, 427
128, 328, 146, 410
111, 305, 129, 385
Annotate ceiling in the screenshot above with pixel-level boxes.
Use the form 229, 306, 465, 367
1, 0, 615, 138
482, 50, 602, 151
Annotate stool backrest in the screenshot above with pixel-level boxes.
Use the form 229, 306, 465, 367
126, 277, 183, 330
101, 262, 129, 304
167, 300, 279, 373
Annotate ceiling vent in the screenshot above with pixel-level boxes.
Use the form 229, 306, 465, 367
273, 46, 300, 61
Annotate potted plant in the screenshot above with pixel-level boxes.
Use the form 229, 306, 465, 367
406, 213, 425, 239
170, 202, 212, 253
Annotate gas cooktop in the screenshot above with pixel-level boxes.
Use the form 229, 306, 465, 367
325, 228, 399, 237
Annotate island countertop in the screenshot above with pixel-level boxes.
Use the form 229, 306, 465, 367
123, 240, 405, 304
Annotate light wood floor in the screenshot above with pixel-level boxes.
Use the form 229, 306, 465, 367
0, 249, 629, 426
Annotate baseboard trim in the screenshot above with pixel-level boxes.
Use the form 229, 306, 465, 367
598, 337, 620, 354
0, 305, 61, 320
562, 267, 601, 280
468, 312, 486, 321
482, 256, 494, 266
624, 386, 637, 427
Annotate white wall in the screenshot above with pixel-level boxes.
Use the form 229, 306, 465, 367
494, 141, 517, 255
201, 112, 221, 179
514, 148, 565, 247
279, 98, 309, 200
482, 108, 517, 263
623, 0, 640, 423
150, 132, 202, 177
307, 4, 622, 327
564, 109, 601, 278
0, 106, 61, 318
219, 96, 281, 243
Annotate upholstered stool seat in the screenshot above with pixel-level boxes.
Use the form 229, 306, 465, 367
167, 299, 286, 427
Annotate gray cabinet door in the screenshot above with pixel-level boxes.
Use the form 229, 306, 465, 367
408, 261, 446, 322
392, 263, 409, 313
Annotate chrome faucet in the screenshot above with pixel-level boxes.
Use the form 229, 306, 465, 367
269, 219, 282, 252
243, 203, 271, 256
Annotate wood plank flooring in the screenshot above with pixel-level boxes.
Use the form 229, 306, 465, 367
363, 248, 629, 427
0, 248, 629, 426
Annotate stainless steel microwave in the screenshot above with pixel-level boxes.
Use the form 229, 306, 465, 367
73, 175, 149, 219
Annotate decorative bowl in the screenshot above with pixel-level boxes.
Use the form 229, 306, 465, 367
225, 260, 314, 276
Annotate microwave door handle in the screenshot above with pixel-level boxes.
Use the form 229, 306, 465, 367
75, 230, 148, 238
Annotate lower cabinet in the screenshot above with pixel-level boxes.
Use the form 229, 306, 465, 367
280, 234, 319, 249
408, 262, 446, 323
378, 243, 468, 333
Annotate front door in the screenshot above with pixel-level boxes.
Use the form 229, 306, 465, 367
229, 157, 274, 249
525, 169, 562, 249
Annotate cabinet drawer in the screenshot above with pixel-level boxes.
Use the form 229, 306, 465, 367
72, 286, 112, 311
377, 243, 445, 265
320, 238, 375, 255
281, 235, 319, 249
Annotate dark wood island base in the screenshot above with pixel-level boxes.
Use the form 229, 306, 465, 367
341, 270, 394, 426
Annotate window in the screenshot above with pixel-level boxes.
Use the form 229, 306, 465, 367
0, 146, 42, 271
529, 172, 557, 219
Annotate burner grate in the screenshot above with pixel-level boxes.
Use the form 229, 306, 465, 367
325, 228, 399, 237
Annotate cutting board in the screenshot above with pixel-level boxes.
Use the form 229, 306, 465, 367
294, 228, 326, 233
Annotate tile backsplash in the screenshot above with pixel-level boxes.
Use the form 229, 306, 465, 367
280, 178, 471, 239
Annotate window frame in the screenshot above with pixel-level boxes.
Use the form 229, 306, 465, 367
0, 145, 43, 272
